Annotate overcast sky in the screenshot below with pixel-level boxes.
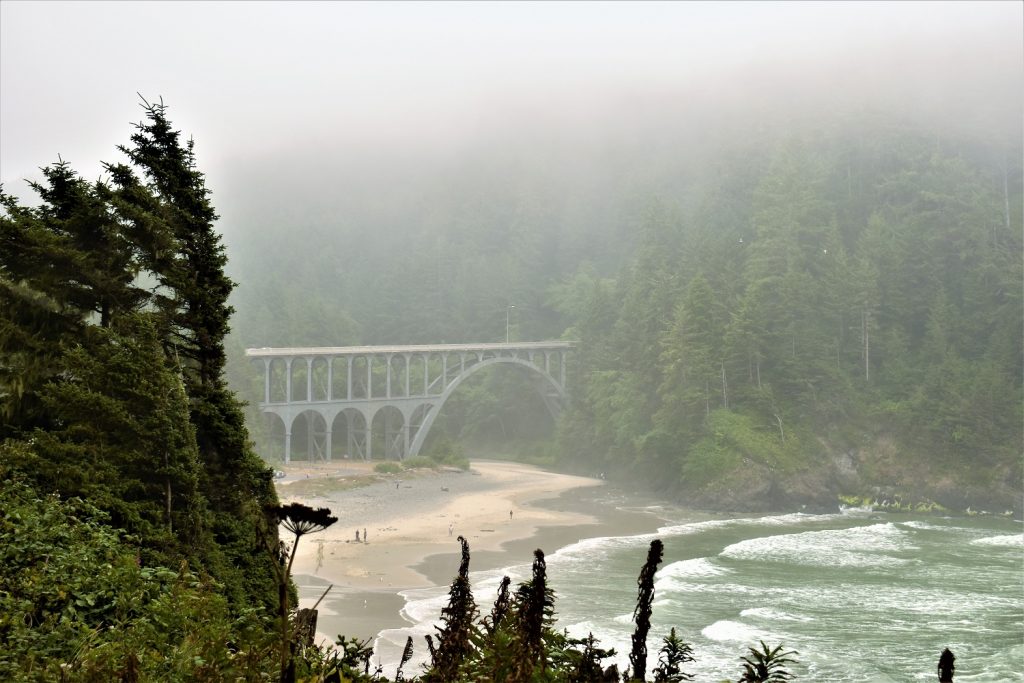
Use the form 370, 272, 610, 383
2, 1, 1020, 205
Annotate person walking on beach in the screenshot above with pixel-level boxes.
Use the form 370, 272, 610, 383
509, 509, 513, 520
363, 527, 368, 543
355, 529, 360, 542
448, 522, 453, 536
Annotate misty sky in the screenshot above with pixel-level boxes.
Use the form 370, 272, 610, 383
2, 1, 1021, 213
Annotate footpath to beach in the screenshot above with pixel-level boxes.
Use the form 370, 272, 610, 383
276, 459, 647, 644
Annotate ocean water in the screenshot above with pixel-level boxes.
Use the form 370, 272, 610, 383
375, 491, 1023, 681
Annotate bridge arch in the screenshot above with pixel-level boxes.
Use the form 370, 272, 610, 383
407, 356, 564, 458
248, 342, 573, 463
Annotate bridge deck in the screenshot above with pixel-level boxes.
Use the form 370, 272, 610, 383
245, 341, 574, 358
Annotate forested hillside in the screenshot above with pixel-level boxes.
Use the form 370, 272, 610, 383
224, 111, 1021, 513
554, 120, 1022, 511
1, 102, 284, 677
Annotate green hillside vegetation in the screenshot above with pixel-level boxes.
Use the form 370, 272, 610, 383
1, 100, 283, 667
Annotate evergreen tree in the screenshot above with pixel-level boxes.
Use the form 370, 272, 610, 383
110, 98, 282, 611
25, 314, 209, 566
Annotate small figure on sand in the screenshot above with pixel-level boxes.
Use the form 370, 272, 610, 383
509, 509, 513, 520
448, 522, 454, 536
363, 527, 367, 542
355, 529, 360, 542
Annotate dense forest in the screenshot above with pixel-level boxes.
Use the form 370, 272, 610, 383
0, 102, 284, 678
224, 111, 1022, 514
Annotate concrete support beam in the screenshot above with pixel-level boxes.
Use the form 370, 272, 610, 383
347, 357, 353, 400
286, 358, 293, 403
327, 359, 333, 401
306, 357, 313, 402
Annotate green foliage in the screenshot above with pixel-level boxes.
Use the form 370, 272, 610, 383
0, 474, 276, 682
375, 462, 403, 474
737, 641, 799, 682
652, 628, 695, 682
403, 455, 440, 470
1, 98, 281, 644
422, 435, 471, 470
19, 314, 209, 569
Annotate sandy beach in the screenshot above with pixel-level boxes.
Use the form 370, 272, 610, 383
275, 459, 659, 644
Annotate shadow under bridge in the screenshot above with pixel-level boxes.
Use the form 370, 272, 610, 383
246, 341, 574, 463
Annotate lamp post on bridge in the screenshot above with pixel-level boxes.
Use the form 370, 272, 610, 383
506, 305, 515, 344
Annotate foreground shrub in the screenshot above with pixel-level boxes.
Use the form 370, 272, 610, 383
0, 475, 276, 681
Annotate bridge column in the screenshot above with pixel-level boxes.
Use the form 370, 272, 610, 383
346, 416, 355, 461
404, 354, 411, 397
327, 359, 333, 401
306, 357, 313, 402
285, 358, 293, 403
442, 353, 448, 389
386, 354, 392, 398
560, 351, 567, 390
422, 354, 429, 396
367, 356, 373, 400
325, 428, 332, 462
347, 357, 353, 400
284, 428, 291, 464
366, 421, 372, 460
263, 359, 271, 404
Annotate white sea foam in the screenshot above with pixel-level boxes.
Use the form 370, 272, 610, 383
701, 619, 763, 643
899, 520, 945, 530
740, 607, 814, 622
720, 522, 913, 568
612, 612, 634, 626
970, 533, 1023, 547
661, 557, 730, 579
655, 557, 730, 593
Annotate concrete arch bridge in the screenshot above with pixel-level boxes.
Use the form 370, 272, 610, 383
246, 342, 573, 463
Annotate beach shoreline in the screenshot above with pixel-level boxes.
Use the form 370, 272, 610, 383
277, 458, 665, 644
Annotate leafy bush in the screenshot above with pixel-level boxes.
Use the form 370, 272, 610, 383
423, 436, 471, 470
402, 456, 439, 470
375, 462, 402, 474
0, 473, 275, 681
